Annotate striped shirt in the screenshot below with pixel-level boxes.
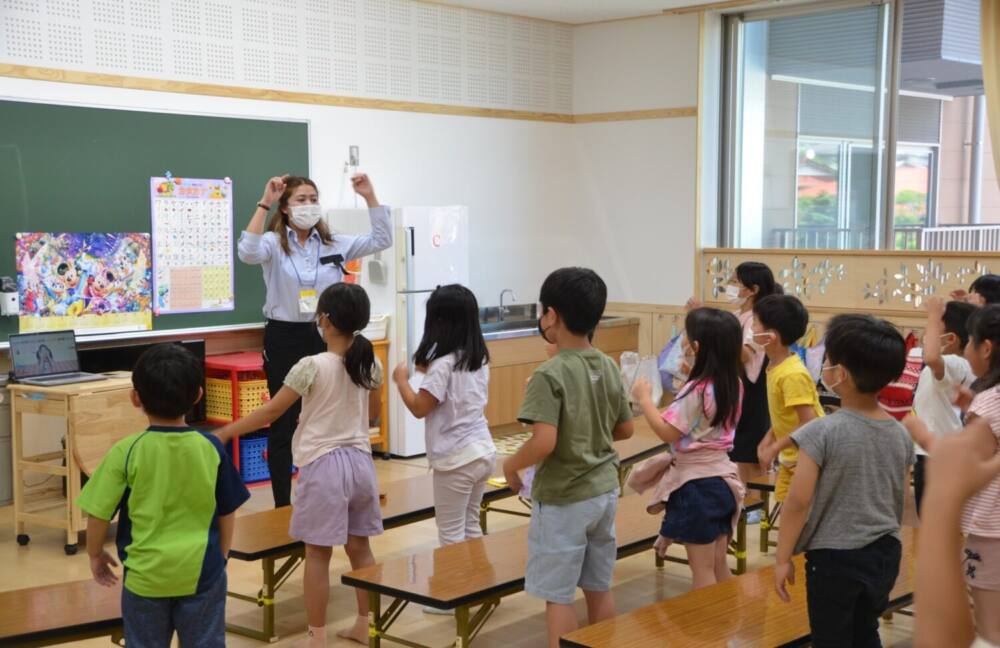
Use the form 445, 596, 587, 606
877, 347, 923, 421
962, 386, 1000, 537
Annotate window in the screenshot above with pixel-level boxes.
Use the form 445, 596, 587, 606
720, 0, 993, 251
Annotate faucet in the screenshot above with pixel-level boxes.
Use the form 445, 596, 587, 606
499, 289, 517, 322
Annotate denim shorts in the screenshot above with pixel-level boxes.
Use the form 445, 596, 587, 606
525, 490, 618, 605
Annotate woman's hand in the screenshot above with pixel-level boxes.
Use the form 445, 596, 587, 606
352, 174, 379, 207
685, 297, 703, 312
261, 175, 289, 206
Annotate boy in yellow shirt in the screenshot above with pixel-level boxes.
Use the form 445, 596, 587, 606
751, 294, 824, 501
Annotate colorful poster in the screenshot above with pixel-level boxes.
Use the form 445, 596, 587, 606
16, 232, 153, 333
151, 176, 235, 314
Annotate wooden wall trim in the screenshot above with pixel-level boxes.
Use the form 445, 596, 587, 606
0, 64, 574, 123
0, 64, 697, 125
573, 107, 698, 123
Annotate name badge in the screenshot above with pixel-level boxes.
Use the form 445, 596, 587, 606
299, 289, 318, 314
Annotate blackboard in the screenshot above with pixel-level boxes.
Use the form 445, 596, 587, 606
0, 99, 309, 339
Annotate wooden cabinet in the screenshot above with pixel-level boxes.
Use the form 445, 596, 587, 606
370, 339, 390, 454
485, 322, 639, 428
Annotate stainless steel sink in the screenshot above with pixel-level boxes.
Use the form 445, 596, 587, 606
479, 303, 538, 324
480, 319, 536, 334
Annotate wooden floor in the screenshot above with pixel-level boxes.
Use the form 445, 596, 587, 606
0, 452, 916, 647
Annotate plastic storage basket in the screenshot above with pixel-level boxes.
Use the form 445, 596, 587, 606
238, 431, 271, 483
205, 372, 270, 423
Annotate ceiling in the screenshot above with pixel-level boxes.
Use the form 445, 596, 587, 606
430, 0, 718, 24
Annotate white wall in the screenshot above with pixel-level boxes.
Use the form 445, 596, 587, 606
572, 14, 700, 304
0, 77, 586, 309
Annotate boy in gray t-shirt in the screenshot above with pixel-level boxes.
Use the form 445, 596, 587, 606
775, 314, 915, 648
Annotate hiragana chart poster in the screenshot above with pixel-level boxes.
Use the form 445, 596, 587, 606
151, 176, 235, 314
16, 232, 152, 333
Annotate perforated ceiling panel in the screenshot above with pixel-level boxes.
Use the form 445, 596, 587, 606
0, 0, 574, 114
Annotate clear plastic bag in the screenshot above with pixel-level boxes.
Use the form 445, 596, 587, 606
620, 351, 664, 416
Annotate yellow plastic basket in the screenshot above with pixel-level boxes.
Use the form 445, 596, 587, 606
205, 377, 270, 422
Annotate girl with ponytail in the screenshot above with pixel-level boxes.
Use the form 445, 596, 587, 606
215, 282, 384, 646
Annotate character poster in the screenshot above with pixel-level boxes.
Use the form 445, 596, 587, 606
16, 232, 152, 333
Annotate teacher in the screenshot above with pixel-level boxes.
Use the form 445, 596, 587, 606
238, 173, 392, 507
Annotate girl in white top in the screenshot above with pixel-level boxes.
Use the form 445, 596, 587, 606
393, 284, 496, 550
216, 282, 383, 647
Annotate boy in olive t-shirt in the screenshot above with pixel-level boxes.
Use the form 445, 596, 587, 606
503, 267, 635, 648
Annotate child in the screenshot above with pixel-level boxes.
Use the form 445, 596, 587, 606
909, 297, 977, 512
916, 425, 1000, 648
78, 344, 250, 647
726, 262, 781, 498
953, 273, 1000, 305
956, 304, 1000, 644
502, 267, 634, 648
751, 294, 823, 503
392, 285, 496, 558
215, 282, 383, 646
631, 307, 746, 590
774, 314, 914, 647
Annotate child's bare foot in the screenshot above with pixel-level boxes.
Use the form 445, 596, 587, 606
336, 615, 369, 644
300, 626, 326, 648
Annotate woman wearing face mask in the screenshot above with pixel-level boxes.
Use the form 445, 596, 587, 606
238, 173, 392, 507
692, 262, 782, 498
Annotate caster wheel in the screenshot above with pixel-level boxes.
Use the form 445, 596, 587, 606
16, 534, 29, 546
64, 543, 78, 556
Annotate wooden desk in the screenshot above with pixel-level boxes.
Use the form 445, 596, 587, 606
225, 421, 667, 642
342, 494, 661, 648
8, 377, 148, 555
0, 579, 123, 646
560, 527, 916, 648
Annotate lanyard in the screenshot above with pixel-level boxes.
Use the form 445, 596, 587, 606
288, 236, 320, 288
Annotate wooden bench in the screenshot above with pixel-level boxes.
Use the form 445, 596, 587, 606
226, 421, 667, 642
341, 494, 662, 648
0, 580, 123, 647
560, 527, 915, 648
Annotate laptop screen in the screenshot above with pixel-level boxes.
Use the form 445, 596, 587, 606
9, 331, 81, 378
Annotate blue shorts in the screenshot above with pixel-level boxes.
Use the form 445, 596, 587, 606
661, 476, 736, 545
525, 490, 618, 605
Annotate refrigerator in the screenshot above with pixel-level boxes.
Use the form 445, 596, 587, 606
326, 206, 470, 457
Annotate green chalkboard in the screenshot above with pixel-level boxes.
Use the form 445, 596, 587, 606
0, 100, 309, 339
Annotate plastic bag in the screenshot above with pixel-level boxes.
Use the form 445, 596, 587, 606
621, 351, 664, 416
658, 334, 689, 395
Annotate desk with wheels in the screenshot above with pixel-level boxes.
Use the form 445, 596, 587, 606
8, 376, 147, 555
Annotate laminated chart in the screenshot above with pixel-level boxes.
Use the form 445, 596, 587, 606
151, 176, 235, 314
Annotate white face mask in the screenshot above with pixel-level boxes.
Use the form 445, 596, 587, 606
821, 364, 843, 393
747, 331, 772, 353
289, 204, 322, 230
724, 284, 746, 305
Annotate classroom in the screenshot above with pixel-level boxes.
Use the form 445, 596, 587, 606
1, 0, 999, 646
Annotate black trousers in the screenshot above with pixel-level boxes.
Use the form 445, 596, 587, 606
263, 319, 325, 507
805, 534, 902, 648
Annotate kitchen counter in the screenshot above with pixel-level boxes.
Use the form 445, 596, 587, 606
482, 315, 641, 341
483, 317, 641, 426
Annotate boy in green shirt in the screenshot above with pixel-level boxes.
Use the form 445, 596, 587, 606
78, 344, 249, 647
503, 267, 635, 648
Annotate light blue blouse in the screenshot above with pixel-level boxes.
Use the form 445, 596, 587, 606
237, 206, 392, 322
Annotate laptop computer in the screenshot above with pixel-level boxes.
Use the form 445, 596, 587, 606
9, 330, 105, 386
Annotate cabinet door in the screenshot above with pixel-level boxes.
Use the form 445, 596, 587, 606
485, 363, 541, 427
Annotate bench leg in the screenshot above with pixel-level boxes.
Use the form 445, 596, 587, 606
731, 513, 748, 575
368, 591, 381, 648
227, 552, 303, 642
759, 491, 771, 554
479, 501, 488, 535
455, 604, 471, 648
655, 552, 665, 569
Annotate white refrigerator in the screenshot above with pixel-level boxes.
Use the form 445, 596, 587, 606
325, 206, 470, 457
